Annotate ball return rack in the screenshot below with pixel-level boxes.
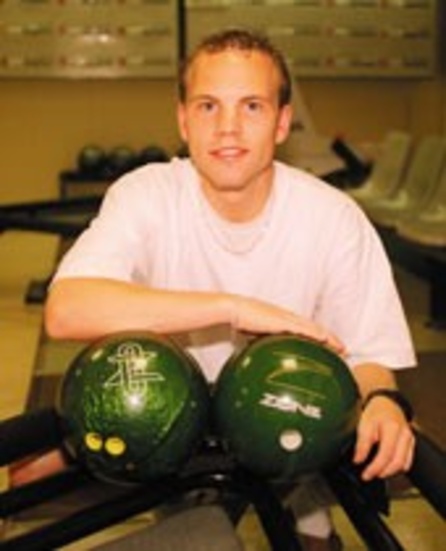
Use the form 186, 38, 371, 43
0, 407, 445, 551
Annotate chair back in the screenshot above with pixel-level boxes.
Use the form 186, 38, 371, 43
349, 131, 411, 202
368, 131, 412, 197
418, 162, 446, 222
400, 135, 446, 206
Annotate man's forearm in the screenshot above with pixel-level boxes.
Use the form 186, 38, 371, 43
45, 277, 232, 340
351, 363, 398, 401
45, 278, 345, 350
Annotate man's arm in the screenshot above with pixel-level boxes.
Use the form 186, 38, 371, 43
352, 363, 415, 481
45, 277, 344, 353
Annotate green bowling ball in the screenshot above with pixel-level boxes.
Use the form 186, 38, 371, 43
213, 335, 360, 481
58, 332, 210, 484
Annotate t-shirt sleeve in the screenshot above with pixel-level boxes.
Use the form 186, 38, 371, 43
53, 176, 155, 283
314, 200, 416, 370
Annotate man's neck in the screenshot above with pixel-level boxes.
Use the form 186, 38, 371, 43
200, 174, 275, 223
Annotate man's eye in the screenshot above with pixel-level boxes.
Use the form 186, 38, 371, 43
198, 101, 215, 112
246, 101, 262, 112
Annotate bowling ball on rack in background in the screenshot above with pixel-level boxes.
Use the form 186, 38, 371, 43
213, 335, 360, 481
106, 145, 138, 178
58, 332, 210, 485
77, 144, 108, 178
175, 143, 189, 158
136, 144, 169, 166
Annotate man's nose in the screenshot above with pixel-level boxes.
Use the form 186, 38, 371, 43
216, 106, 241, 134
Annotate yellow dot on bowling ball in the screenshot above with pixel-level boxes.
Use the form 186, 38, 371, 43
105, 437, 126, 456
85, 432, 103, 452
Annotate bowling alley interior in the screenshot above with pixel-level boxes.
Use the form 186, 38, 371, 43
1, 0, 445, 550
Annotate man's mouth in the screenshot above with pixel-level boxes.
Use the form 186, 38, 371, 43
211, 147, 247, 160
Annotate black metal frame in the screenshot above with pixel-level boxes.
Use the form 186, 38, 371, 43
0, 196, 101, 238
0, 409, 445, 551
377, 227, 446, 330
0, 195, 102, 303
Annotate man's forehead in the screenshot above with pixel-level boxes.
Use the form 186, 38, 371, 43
186, 49, 280, 86
192, 48, 273, 67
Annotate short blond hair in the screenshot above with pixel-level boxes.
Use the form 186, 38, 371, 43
178, 28, 292, 107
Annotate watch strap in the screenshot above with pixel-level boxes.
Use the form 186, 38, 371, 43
363, 388, 414, 422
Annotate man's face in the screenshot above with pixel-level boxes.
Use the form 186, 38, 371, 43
177, 49, 292, 199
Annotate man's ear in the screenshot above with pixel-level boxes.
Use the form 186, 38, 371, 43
177, 102, 188, 142
275, 104, 293, 145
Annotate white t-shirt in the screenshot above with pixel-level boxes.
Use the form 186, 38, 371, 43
54, 158, 416, 381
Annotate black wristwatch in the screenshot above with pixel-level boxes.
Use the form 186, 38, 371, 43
362, 389, 414, 422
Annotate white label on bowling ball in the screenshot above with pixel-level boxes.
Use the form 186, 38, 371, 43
280, 429, 303, 452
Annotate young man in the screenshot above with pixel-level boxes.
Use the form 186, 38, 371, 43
23, 29, 416, 550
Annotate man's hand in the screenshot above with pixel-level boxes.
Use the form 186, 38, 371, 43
353, 395, 415, 481
231, 295, 345, 355
46, 279, 344, 354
